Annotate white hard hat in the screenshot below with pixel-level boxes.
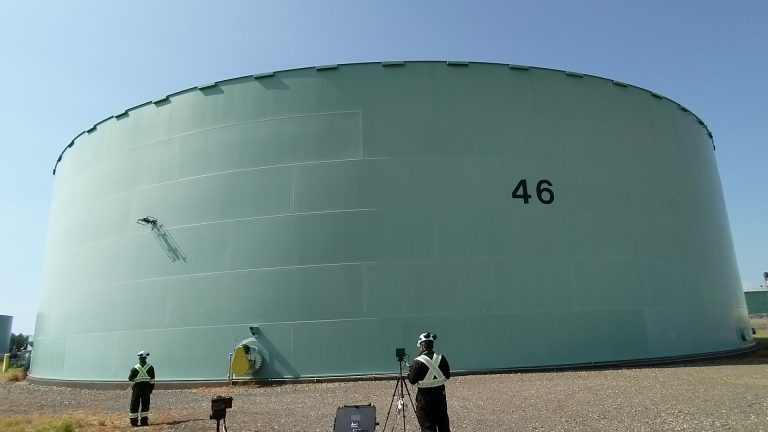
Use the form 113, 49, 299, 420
137, 351, 150, 357
417, 332, 436, 347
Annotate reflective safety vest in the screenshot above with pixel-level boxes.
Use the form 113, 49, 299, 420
414, 354, 446, 388
133, 363, 155, 384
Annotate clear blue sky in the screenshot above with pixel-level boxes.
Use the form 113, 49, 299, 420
1, 1, 766, 334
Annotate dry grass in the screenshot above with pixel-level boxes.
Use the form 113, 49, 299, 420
0, 416, 80, 432
0, 412, 126, 432
1, 367, 27, 383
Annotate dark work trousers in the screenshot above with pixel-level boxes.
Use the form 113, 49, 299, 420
415, 388, 451, 432
129, 383, 152, 424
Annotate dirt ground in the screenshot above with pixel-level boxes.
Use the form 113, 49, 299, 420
4, 345, 768, 432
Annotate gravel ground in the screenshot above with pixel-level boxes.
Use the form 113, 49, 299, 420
4, 349, 768, 432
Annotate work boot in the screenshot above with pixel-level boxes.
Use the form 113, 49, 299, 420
130, 418, 139, 427
140, 417, 149, 426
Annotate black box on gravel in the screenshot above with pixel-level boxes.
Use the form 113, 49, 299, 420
333, 404, 376, 432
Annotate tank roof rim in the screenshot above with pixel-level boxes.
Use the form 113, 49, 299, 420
53, 60, 713, 175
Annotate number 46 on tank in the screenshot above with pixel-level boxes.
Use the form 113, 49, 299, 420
512, 179, 554, 204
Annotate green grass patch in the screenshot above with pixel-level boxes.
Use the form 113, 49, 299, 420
35, 418, 81, 432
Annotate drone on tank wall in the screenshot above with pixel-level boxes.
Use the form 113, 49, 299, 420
137, 216, 187, 263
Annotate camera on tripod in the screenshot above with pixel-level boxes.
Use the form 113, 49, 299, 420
379, 346, 417, 431
395, 347, 406, 362
210, 395, 233, 431
210, 395, 233, 420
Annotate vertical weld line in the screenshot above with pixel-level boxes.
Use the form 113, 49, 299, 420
291, 166, 296, 214
362, 263, 368, 317
359, 111, 364, 159
291, 323, 295, 368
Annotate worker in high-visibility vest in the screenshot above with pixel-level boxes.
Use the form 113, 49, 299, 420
128, 351, 156, 427
407, 332, 451, 432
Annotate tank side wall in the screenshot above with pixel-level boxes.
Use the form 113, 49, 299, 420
34, 63, 749, 380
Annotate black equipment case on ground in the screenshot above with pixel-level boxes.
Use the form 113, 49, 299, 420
333, 404, 377, 432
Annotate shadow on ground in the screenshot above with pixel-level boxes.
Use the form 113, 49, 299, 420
664, 338, 768, 368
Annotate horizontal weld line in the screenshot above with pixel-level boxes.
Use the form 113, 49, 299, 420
175, 208, 378, 229
49, 207, 379, 254
151, 156, 390, 185
48, 156, 390, 225
91, 261, 375, 288
37, 317, 382, 338
54, 110, 363, 192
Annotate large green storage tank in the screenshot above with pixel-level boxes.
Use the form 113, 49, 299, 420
744, 291, 768, 316
33, 61, 751, 384
0, 315, 11, 355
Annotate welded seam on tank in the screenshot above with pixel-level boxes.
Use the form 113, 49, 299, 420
71, 250, 529, 295
360, 108, 365, 158
49, 157, 389, 224
36, 305, 751, 337
148, 156, 386, 186
53, 110, 363, 191
291, 166, 296, 213
49, 207, 381, 255
362, 264, 368, 317
175, 208, 379, 229
53, 196, 501, 253
63, 254, 517, 291
90, 260, 374, 288
55, 193, 499, 258
42, 317, 383, 338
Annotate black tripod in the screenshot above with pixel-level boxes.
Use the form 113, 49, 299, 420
212, 417, 227, 432
382, 352, 417, 431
